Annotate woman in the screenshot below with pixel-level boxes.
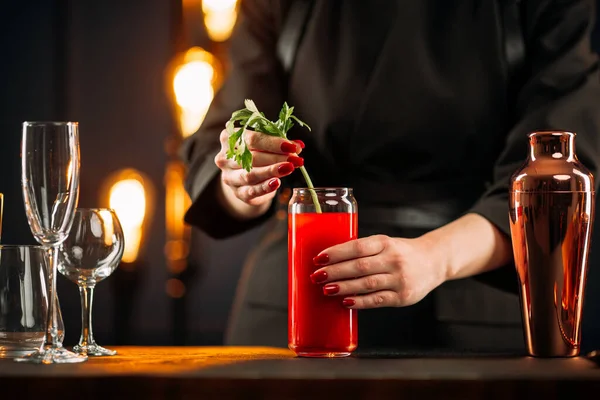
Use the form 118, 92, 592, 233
180, 0, 600, 352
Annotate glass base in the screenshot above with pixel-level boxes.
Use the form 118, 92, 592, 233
14, 346, 88, 364
0, 348, 39, 359
296, 351, 351, 358
74, 343, 117, 356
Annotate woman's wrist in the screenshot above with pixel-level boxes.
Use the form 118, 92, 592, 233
216, 175, 273, 221
421, 213, 514, 283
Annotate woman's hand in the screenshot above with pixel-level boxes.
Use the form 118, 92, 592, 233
309, 213, 514, 309
214, 128, 304, 219
309, 234, 446, 309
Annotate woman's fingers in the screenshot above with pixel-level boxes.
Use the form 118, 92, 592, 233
219, 128, 302, 155
321, 273, 396, 297
245, 130, 302, 154
221, 161, 296, 203
340, 290, 401, 309
313, 235, 388, 267
215, 128, 305, 205
222, 162, 295, 188
309, 255, 389, 284
216, 128, 304, 170
215, 150, 303, 170
253, 151, 304, 168
232, 177, 282, 205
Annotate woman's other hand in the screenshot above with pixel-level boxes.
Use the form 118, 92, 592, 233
309, 214, 513, 309
309, 234, 445, 309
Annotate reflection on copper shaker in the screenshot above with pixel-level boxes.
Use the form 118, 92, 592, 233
509, 131, 595, 357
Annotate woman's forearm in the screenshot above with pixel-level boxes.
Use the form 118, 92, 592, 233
216, 175, 273, 221
422, 213, 514, 282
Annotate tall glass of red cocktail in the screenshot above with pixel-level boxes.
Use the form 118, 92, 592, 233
288, 187, 358, 357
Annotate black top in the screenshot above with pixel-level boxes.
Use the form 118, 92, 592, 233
180, 0, 600, 240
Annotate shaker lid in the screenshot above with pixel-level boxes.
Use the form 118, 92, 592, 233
511, 131, 595, 193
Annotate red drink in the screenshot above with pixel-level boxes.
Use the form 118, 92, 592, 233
288, 188, 358, 357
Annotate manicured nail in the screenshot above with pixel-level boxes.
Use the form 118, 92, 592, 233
287, 155, 304, 167
292, 139, 305, 149
313, 253, 330, 265
281, 142, 298, 153
268, 178, 279, 190
342, 298, 355, 307
310, 270, 328, 284
323, 284, 339, 295
277, 162, 294, 175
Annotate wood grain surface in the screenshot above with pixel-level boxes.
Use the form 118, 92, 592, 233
1, 346, 599, 399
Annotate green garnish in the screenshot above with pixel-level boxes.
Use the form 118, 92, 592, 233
226, 99, 321, 213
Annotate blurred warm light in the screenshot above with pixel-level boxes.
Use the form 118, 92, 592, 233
202, 0, 238, 42
165, 161, 191, 274
172, 47, 218, 137
204, 12, 237, 42
203, 0, 236, 12
165, 162, 190, 243
166, 278, 186, 298
102, 169, 152, 264
110, 179, 145, 263
67, 159, 74, 188
98, 209, 116, 247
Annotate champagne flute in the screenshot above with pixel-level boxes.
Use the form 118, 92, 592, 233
15, 121, 87, 364
58, 208, 124, 356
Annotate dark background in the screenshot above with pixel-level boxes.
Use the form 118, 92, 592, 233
1, 0, 600, 351
0, 0, 252, 347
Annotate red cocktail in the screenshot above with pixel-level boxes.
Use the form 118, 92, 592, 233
288, 188, 358, 357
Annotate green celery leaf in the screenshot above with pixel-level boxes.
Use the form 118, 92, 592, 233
285, 105, 294, 122
227, 128, 244, 159
244, 99, 260, 114
251, 119, 281, 136
284, 119, 294, 133
279, 102, 289, 122
240, 144, 253, 171
230, 108, 253, 121
290, 115, 311, 131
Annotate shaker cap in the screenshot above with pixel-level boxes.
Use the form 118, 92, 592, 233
510, 131, 594, 193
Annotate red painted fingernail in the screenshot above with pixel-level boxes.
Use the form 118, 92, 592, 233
310, 270, 328, 284
313, 253, 330, 265
277, 162, 294, 175
268, 178, 279, 190
287, 155, 304, 167
323, 284, 339, 295
292, 139, 305, 149
280, 142, 298, 153
342, 298, 355, 307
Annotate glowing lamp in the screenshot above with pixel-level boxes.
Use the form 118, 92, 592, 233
164, 161, 191, 275
102, 169, 154, 265
171, 47, 219, 138
202, 0, 239, 42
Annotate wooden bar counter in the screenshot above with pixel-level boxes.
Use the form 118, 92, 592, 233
1, 346, 599, 399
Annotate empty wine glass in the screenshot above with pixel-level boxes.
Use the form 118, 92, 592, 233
59, 208, 124, 356
15, 121, 86, 364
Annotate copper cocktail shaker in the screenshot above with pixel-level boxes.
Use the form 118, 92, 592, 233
509, 131, 595, 357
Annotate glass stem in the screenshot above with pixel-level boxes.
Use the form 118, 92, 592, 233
79, 284, 96, 348
44, 245, 61, 349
